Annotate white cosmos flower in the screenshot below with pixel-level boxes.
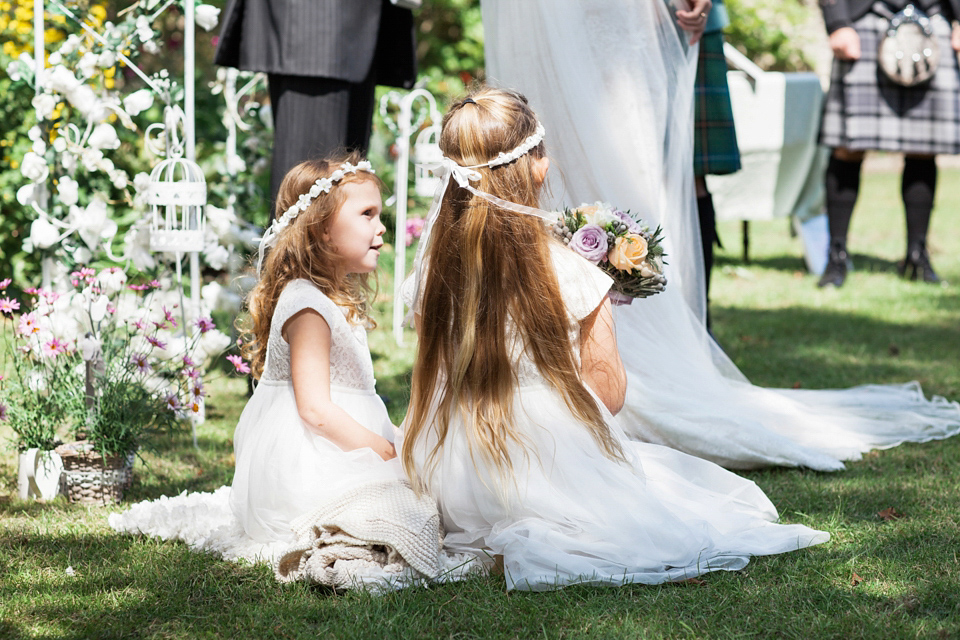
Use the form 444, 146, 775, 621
57, 176, 79, 206
90, 295, 110, 323
96, 268, 127, 296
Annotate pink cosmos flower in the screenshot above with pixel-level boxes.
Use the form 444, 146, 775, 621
146, 336, 167, 349
0, 403, 7, 421
149, 279, 161, 289
130, 353, 152, 374
163, 393, 184, 412
190, 382, 205, 400
226, 354, 251, 374
182, 355, 196, 368
406, 217, 426, 246
195, 316, 215, 333
184, 368, 201, 379
163, 306, 178, 327
190, 401, 202, 414
18, 312, 40, 335
0, 298, 20, 314
0, 278, 11, 290
128, 284, 149, 291
42, 338, 68, 359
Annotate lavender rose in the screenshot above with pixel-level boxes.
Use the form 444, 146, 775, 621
569, 224, 609, 264
611, 209, 642, 234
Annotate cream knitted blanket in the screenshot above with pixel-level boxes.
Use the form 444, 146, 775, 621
273, 479, 441, 589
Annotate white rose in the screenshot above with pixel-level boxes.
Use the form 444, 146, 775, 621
81, 148, 103, 172
194, 329, 232, 363
21, 151, 49, 183
111, 171, 128, 189
66, 85, 98, 118
17, 184, 36, 206
133, 172, 151, 192
48, 65, 80, 94
204, 204, 236, 237
143, 40, 160, 55
53, 137, 67, 153
203, 243, 230, 270
88, 123, 120, 150
61, 150, 77, 171
6, 59, 23, 82
59, 34, 82, 56
32, 93, 57, 120
97, 50, 116, 69
225, 155, 246, 175
71, 246, 92, 264
122, 89, 154, 117
136, 16, 154, 42
200, 281, 222, 313
30, 218, 61, 249
32, 139, 46, 154
78, 52, 99, 78
48, 51, 63, 66
194, 4, 221, 31
57, 176, 80, 206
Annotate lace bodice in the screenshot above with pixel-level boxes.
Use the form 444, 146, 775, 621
262, 280, 377, 390
404, 243, 612, 386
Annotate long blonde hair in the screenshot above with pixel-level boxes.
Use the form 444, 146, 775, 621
402, 87, 625, 493
240, 152, 381, 380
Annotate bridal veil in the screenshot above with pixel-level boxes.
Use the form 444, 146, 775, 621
481, 0, 960, 470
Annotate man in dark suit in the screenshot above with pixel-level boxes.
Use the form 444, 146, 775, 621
214, 0, 418, 204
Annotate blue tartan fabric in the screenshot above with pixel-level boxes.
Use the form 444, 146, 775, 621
694, 31, 741, 177
820, 12, 960, 154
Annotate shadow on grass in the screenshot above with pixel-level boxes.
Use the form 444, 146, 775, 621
716, 252, 903, 275
713, 302, 960, 395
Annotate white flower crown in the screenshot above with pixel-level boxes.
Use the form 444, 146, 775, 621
256, 159, 375, 273
483, 122, 546, 169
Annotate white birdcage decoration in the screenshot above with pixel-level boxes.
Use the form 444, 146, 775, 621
413, 124, 443, 197
147, 107, 206, 253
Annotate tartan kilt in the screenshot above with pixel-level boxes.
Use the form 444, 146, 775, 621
820, 11, 960, 155
694, 31, 742, 176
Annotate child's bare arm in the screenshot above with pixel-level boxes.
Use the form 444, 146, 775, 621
579, 298, 627, 415
284, 309, 396, 460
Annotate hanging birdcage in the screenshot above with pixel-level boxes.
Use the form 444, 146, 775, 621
147, 106, 206, 253
413, 124, 443, 198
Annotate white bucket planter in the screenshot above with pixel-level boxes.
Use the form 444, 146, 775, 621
17, 448, 64, 501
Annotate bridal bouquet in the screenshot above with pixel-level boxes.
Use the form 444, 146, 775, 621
549, 202, 667, 302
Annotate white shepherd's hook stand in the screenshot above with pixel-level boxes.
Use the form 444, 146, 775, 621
379, 88, 442, 345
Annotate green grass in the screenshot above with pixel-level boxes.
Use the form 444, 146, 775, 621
2, 169, 959, 639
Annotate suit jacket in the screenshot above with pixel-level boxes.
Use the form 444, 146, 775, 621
214, 0, 416, 88
819, 0, 960, 34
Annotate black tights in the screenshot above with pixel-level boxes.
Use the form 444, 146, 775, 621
824, 153, 937, 252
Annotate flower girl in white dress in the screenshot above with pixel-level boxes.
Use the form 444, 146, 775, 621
111, 155, 406, 562
399, 87, 829, 591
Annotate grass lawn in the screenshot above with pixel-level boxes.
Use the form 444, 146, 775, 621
1, 168, 959, 639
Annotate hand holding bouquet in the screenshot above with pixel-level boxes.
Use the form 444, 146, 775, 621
549, 202, 667, 303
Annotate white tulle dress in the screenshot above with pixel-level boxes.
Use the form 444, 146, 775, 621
481, 0, 960, 471
110, 280, 405, 564
399, 245, 829, 592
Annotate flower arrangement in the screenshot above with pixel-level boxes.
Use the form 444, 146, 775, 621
549, 202, 667, 303
0, 269, 234, 457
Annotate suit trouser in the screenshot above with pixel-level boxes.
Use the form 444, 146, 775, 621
268, 70, 377, 208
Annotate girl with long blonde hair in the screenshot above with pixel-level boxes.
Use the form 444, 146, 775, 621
400, 87, 828, 591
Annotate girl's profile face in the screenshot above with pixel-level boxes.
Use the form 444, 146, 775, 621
326, 179, 386, 274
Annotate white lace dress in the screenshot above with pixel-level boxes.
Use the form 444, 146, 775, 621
399, 245, 829, 591
109, 280, 403, 563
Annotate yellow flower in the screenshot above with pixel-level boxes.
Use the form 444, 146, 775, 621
13, 5, 30, 20
104, 66, 116, 78
90, 4, 106, 21
608, 234, 649, 272
2, 40, 17, 56
105, 78, 115, 89
44, 27, 62, 44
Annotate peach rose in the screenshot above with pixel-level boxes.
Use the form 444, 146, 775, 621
608, 234, 649, 272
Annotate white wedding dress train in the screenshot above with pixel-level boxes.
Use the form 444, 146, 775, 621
481, 0, 960, 470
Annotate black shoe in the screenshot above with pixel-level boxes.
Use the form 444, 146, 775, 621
899, 243, 941, 284
818, 244, 849, 288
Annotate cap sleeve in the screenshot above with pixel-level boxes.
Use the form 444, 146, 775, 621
272, 279, 345, 335
549, 242, 613, 322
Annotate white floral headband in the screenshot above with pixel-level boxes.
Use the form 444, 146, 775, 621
256, 160, 375, 274
401, 120, 552, 335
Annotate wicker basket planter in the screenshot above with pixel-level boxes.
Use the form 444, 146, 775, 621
55, 441, 136, 505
